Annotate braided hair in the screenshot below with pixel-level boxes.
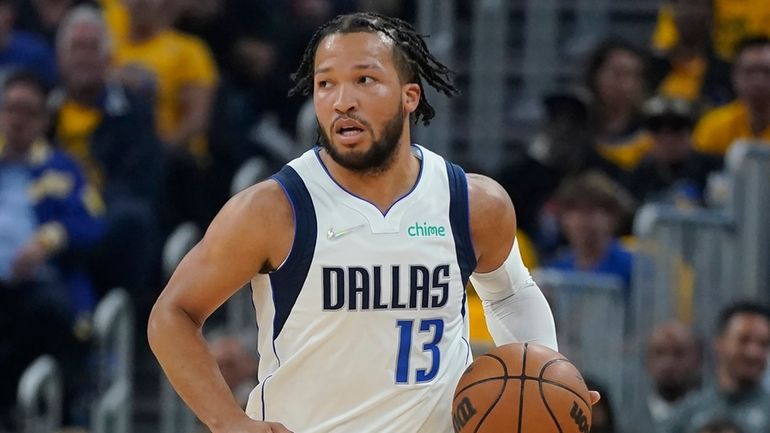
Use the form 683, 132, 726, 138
289, 12, 458, 126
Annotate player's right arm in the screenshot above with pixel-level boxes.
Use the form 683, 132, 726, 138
147, 180, 294, 433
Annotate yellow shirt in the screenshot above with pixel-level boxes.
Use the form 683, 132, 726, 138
597, 130, 654, 171
113, 30, 218, 160
101, 0, 129, 43
56, 101, 105, 190
693, 101, 770, 155
653, 0, 770, 60
658, 55, 707, 103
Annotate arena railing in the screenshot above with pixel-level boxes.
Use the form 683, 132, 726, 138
624, 141, 770, 417
725, 142, 770, 299
91, 288, 134, 433
467, 0, 508, 174
413, 0, 456, 160
629, 141, 770, 343
532, 268, 626, 411
17, 355, 62, 433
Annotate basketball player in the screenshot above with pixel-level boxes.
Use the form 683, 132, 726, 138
148, 12, 598, 433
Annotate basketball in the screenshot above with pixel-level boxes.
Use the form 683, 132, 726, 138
452, 343, 591, 433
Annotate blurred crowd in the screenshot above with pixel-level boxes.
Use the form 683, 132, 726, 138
496, 2, 770, 432
589, 302, 770, 433
0, 0, 414, 429
0, 0, 769, 432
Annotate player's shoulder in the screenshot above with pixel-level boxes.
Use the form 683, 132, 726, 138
228, 177, 291, 218
466, 173, 515, 219
211, 177, 293, 239
465, 173, 517, 264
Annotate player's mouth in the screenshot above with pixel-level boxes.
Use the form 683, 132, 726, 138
334, 119, 367, 146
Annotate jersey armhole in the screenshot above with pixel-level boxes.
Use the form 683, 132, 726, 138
268, 165, 317, 340
445, 161, 478, 318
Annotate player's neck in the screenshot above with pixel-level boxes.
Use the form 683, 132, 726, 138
322, 141, 421, 214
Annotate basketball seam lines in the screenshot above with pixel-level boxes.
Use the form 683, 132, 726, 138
452, 374, 569, 396
516, 343, 528, 433
538, 359, 591, 409
453, 348, 590, 433
472, 353, 508, 433
538, 358, 565, 433
539, 378, 591, 409
538, 379, 564, 433
453, 361, 591, 409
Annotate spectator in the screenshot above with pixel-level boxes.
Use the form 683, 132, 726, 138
667, 301, 770, 433
14, 0, 93, 45
693, 37, 770, 155
625, 96, 722, 205
111, 0, 217, 156
629, 321, 701, 433
547, 171, 635, 296
586, 39, 653, 171
108, 0, 219, 227
173, 0, 279, 70
650, 0, 734, 108
497, 87, 620, 247
0, 0, 57, 86
652, 0, 770, 61
0, 71, 103, 429
696, 419, 745, 433
51, 5, 164, 303
271, 0, 337, 133
175, 0, 286, 200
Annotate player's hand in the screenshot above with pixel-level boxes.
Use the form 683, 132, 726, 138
217, 417, 293, 433
588, 390, 601, 405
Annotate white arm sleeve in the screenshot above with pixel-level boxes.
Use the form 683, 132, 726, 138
469, 238, 558, 351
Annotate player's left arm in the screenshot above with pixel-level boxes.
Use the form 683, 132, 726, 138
466, 174, 558, 351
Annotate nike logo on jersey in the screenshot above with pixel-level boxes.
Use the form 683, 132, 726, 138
326, 224, 365, 240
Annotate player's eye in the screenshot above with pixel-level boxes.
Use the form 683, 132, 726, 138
358, 76, 375, 85
317, 80, 331, 89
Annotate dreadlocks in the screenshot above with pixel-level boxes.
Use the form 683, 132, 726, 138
289, 12, 458, 126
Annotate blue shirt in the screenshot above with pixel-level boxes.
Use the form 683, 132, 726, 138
0, 162, 38, 280
547, 240, 633, 297
0, 31, 57, 85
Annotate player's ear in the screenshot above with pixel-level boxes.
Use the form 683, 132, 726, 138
402, 83, 421, 114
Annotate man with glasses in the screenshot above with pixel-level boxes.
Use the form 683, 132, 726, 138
693, 36, 770, 155
0, 71, 103, 430
625, 96, 721, 205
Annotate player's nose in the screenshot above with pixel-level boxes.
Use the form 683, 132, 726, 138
333, 84, 358, 114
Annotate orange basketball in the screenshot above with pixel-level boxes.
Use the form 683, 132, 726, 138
452, 343, 591, 433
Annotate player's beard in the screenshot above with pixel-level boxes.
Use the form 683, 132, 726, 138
317, 107, 405, 176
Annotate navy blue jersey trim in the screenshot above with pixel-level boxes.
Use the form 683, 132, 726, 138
269, 166, 317, 341
446, 161, 477, 318
260, 374, 273, 421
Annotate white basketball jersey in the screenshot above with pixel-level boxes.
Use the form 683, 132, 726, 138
245, 145, 477, 433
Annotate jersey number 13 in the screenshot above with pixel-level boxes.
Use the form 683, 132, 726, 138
395, 319, 444, 384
